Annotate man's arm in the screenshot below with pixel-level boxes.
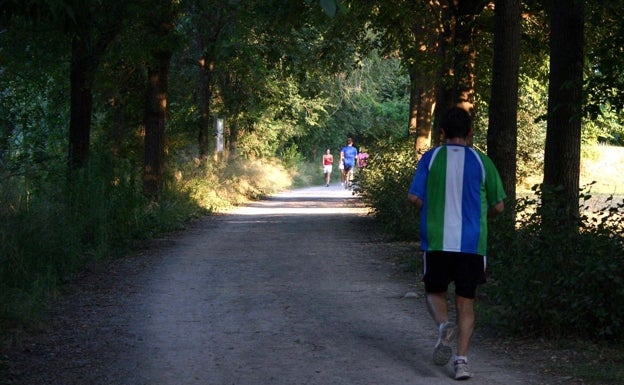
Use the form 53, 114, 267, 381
488, 201, 504, 218
407, 193, 423, 209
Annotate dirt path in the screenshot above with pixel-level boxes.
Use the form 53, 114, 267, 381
2, 185, 555, 384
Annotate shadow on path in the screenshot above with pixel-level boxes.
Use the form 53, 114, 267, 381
1, 185, 550, 385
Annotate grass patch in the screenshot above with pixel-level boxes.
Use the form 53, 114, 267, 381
545, 341, 624, 384
291, 160, 339, 188
175, 156, 294, 211
521, 144, 624, 196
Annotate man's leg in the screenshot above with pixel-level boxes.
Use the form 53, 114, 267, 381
455, 295, 475, 357
426, 292, 449, 325
427, 292, 457, 366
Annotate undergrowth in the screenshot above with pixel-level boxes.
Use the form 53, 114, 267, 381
355, 137, 420, 240
0, 152, 296, 336
485, 184, 624, 341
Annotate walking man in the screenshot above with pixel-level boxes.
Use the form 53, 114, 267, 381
340, 138, 358, 189
407, 107, 506, 380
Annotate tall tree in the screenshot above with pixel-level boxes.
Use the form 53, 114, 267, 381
487, 0, 521, 211
453, 0, 486, 113
143, 3, 178, 197
542, 0, 584, 224
431, 0, 486, 146
406, 3, 439, 157
66, 1, 125, 172
363, 0, 438, 157
191, 0, 228, 161
430, 0, 452, 147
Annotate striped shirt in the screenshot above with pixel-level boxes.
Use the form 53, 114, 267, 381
408, 144, 506, 256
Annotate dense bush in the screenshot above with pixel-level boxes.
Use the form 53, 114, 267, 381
485, 185, 624, 340
355, 137, 420, 240
0, 156, 200, 329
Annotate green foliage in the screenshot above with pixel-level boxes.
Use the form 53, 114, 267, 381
290, 160, 328, 188
516, 72, 548, 184
293, 52, 410, 161
355, 137, 420, 240
0, 176, 79, 325
304, 0, 344, 18
0, 24, 69, 175
0, 147, 298, 330
278, 143, 304, 170
485, 184, 624, 340
583, 103, 624, 146
584, 1, 624, 125
0, 153, 202, 329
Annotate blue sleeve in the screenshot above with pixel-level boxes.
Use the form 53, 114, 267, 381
408, 150, 432, 199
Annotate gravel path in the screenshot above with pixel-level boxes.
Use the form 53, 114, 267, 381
1, 185, 555, 384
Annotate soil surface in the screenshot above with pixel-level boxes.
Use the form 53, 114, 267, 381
1, 185, 575, 384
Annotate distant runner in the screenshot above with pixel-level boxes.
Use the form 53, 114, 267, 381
340, 138, 358, 189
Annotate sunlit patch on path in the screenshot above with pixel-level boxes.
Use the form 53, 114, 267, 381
232, 183, 370, 216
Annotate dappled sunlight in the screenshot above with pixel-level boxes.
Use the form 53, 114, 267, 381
519, 145, 624, 197
230, 184, 369, 216
233, 206, 368, 215
581, 144, 624, 196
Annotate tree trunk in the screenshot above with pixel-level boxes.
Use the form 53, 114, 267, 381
228, 119, 239, 158
143, 51, 172, 198
0, 118, 14, 169
453, 0, 485, 116
407, 59, 436, 160
417, 85, 436, 153
108, 96, 126, 157
194, 5, 224, 162
198, 56, 215, 161
543, 0, 584, 225
487, 0, 521, 214
408, 69, 419, 139
432, 0, 455, 146
67, 36, 94, 172
66, 2, 123, 173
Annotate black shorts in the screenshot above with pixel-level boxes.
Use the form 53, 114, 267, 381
422, 251, 486, 299
343, 165, 353, 172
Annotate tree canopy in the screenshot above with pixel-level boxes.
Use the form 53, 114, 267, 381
1, 0, 623, 192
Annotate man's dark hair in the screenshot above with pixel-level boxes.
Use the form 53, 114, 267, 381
440, 107, 472, 139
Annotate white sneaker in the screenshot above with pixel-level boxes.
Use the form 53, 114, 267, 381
432, 321, 457, 366
454, 358, 472, 380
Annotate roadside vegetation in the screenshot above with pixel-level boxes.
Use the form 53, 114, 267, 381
2, 1, 624, 384
0, 154, 295, 332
